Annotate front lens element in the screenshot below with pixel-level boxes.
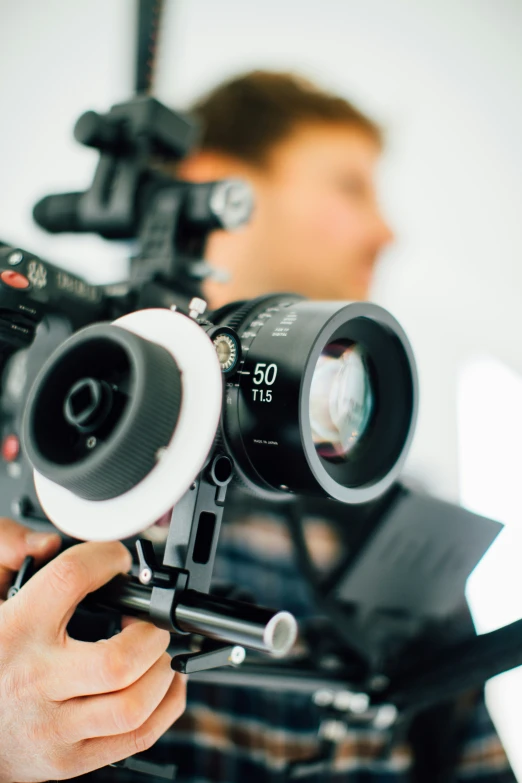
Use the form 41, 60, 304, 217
310, 342, 373, 460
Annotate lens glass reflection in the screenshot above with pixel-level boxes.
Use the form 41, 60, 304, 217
309, 342, 373, 460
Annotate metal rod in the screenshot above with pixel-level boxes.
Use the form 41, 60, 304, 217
113, 579, 151, 614
174, 590, 297, 657
90, 576, 297, 657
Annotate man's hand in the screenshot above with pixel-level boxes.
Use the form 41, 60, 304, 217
0, 518, 186, 782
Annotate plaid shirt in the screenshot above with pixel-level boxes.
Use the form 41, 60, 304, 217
85, 512, 515, 783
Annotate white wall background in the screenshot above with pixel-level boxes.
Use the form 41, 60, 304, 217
0, 0, 134, 281
1, 0, 522, 502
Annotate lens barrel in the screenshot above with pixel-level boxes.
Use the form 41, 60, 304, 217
217, 295, 417, 504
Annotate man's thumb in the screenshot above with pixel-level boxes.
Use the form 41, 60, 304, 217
0, 519, 61, 599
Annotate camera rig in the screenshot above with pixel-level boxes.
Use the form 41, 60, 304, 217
2, 92, 522, 782
1, 93, 295, 673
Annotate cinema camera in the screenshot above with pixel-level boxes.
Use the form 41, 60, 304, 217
0, 95, 417, 678
4, 93, 518, 783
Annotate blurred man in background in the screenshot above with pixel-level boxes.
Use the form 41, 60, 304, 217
149, 71, 514, 783
178, 70, 392, 307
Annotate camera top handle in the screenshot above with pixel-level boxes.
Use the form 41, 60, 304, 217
32, 95, 253, 306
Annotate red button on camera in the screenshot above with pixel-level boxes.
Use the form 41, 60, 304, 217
2, 435, 20, 463
0, 270, 30, 289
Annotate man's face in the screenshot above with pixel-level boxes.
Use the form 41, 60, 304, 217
247, 123, 393, 302
181, 122, 393, 306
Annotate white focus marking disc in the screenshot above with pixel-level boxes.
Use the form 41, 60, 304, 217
33, 309, 223, 541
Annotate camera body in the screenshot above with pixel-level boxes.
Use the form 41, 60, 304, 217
0, 242, 114, 524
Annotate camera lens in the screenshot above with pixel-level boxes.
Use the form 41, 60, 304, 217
309, 342, 374, 461
217, 295, 417, 505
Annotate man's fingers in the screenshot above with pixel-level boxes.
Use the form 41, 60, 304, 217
10, 540, 132, 642
60, 652, 174, 742
0, 518, 61, 598
45, 618, 171, 700
120, 615, 141, 630
76, 673, 186, 773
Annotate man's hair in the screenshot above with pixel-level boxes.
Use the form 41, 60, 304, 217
188, 70, 382, 166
